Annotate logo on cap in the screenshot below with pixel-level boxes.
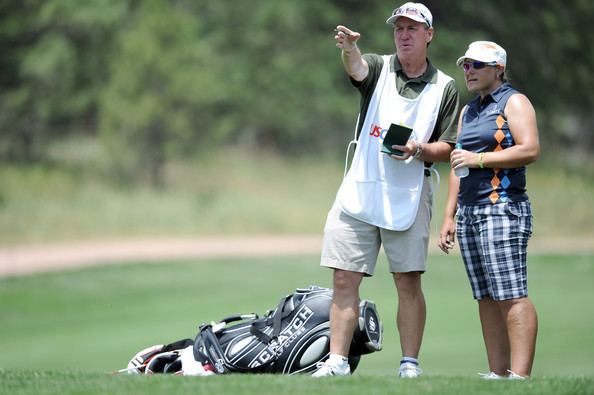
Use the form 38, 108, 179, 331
386, 2, 433, 27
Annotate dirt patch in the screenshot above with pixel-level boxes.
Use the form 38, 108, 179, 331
0, 236, 323, 277
0, 235, 591, 278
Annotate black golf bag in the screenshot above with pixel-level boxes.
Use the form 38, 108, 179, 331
124, 285, 382, 375
193, 285, 382, 374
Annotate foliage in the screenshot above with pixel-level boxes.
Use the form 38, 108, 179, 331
432, 0, 594, 162
98, 0, 224, 185
0, 0, 128, 160
1, 0, 593, 183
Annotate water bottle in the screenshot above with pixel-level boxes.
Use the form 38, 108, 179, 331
454, 143, 469, 178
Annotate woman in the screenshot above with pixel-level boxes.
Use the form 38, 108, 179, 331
438, 41, 540, 379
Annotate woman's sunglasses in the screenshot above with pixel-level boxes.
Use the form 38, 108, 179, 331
462, 61, 498, 72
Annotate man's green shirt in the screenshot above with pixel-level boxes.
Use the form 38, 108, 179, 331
351, 53, 459, 147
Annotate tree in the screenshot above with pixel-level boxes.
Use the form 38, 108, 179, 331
0, 0, 128, 160
430, 0, 594, 160
2, 0, 593, 176
99, 0, 229, 186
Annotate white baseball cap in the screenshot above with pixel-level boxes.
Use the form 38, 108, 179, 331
456, 41, 507, 68
386, 2, 433, 27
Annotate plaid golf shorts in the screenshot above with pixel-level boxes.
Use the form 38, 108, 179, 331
456, 201, 533, 301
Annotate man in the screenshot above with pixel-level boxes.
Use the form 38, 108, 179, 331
313, 3, 459, 377
439, 41, 539, 379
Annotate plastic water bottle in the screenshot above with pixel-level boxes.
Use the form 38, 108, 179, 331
454, 143, 469, 178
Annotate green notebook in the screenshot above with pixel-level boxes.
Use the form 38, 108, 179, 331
381, 123, 413, 156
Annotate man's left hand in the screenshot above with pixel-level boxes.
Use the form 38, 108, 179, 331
390, 140, 418, 160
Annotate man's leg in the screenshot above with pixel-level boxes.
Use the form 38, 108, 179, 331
478, 297, 510, 375
384, 179, 432, 363
393, 271, 425, 359
312, 268, 364, 377
329, 269, 365, 356
317, 202, 380, 376
499, 297, 538, 377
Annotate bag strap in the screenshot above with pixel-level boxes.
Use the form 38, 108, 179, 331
197, 295, 293, 373
250, 294, 293, 344
162, 338, 194, 352
209, 314, 258, 333
196, 323, 230, 374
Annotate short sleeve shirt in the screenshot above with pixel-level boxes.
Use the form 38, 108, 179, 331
351, 54, 459, 149
457, 83, 528, 205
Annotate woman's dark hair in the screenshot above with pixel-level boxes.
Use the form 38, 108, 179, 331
501, 68, 509, 83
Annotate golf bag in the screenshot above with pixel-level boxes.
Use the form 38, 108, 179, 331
123, 285, 382, 375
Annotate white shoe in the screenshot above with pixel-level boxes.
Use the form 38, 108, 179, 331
507, 370, 527, 380
398, 362, 422, 378
180, 346, 215, 377
311, 361, 351, 377
478, 371, 504, 380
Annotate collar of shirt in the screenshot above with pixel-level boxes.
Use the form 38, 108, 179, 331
391, 55, 437, 84
472, 82, 513, 108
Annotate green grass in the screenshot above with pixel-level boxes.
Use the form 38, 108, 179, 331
1, 371, 592, 395
0, 148, 342, 245
1, 254, 593, 394
1, 254, 593, 379
1, 142, 593, 245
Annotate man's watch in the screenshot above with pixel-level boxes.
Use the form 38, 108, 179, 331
413, 143, 423, 159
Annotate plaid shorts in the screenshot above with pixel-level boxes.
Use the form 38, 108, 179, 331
456, 201, 533, 301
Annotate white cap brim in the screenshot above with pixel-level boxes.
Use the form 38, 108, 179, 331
386, 14, 426, 25
456, 56, 469, 66
456, 53, 496, 66
456, 41, 507, 68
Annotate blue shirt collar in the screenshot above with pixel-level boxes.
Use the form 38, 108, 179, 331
470, 82, 512, 108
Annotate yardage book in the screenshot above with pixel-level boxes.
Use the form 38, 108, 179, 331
381, 123, 413, 156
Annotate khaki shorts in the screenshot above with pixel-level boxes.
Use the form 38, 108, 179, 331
320, 177, 433, 276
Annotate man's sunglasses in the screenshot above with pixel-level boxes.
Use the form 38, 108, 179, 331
462, 61, 498, 72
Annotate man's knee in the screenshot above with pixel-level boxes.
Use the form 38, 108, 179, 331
333, 269, 364, 293
393, 271, 423, 296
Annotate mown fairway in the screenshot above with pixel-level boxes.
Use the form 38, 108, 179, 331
1, 254, 593, 391
1, 370, 593, 395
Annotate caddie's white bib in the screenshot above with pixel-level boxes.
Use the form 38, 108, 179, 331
337, 55, 452, 230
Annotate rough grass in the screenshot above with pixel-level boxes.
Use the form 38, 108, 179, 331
1, 141, 593, 245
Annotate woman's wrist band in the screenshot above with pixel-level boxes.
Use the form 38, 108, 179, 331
478, 152, 485, 168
